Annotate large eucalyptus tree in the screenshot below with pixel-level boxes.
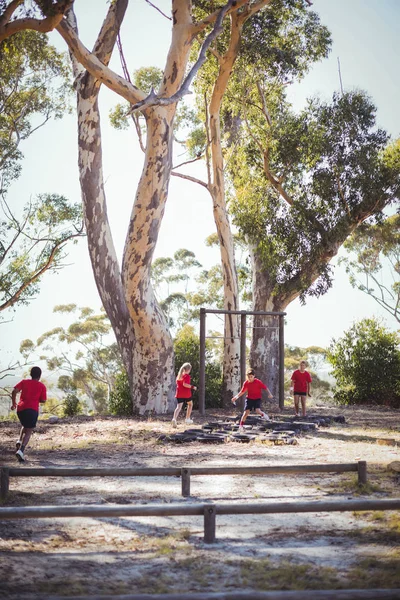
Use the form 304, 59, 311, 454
1, 0, 276, 412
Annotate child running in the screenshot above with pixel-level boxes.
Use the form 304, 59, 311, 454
172, 362, 197, 428
11, 366, 47, 462
291, 360, 312, 417
232, 369, 273, 432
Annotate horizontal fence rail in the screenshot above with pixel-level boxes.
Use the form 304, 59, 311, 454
0, 461, 367, 501
42, 589, 400, 600
0, 497, 399, 544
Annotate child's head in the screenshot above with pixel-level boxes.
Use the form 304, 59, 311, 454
246, 369, 255, 382
177, 362, 192, 379
30, 366, 42, 380
299, 361, 307, 372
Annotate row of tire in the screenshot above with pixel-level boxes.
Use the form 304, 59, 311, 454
158, 425, 299, 445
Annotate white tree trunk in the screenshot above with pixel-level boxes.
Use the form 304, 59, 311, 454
249, 246, 281, 398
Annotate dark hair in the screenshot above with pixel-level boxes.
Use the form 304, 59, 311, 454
246, 369, 255, 376
30, 366, 42, 380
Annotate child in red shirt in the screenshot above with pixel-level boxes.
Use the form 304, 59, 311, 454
172, 362, 197, 428
291, 360, 312, 417
232, 369, 273, 432
11, 366, 47, 462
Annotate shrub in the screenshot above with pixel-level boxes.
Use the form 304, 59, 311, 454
327, 318, 400, 406
63, 393, 83, 417
109, 370, 133, 416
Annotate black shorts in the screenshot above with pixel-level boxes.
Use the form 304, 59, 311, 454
176, 397, 192, 404
244, 398, 261, 411
294, 391, 307, 396
17, 408, 39, 428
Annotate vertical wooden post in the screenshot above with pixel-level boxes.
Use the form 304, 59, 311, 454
181, 468, 191, 498
357, 460, 367, 485
279, 314, 285, 410
0, 468, 10, 502
203, 503, 216, 543
240, 313, 247, 386
199, 308, 206, 416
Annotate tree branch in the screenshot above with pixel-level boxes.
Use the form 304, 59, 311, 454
0, 0, 74, 42
171, 171, 209, 189
144, 0, 172, 20
129, 0, 236, 114
0, 230, 84, 313
56, 18, 146, 104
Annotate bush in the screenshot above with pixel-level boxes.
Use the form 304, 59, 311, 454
327, 318, 400, 406
174, 324, 223, 408
109, 370, 133, 416
63, 393, 82, 417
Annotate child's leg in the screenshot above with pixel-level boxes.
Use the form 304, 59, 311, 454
239, 409, 250, 427
255, 408, 270, 420
294, 395, 300, 416
20, 427, 33, 451
173, 403, 183, 421
185, 401, 193, 420
300, 396, 307, 417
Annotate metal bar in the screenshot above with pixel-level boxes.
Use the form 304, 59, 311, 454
199, 307, 206, 416
181, 467, 191, 497
1, 497, 399, 521
8, 467, 182, 477
42, 590, 400, 600
240, 313, 246, 386
216, 498, 400, 515
7, 463, 360, 478
0, 468, 9, 501
0, 503, 206, 520
203, 309, 286, 316
279, 314, 285, 410
203, 503, 216, 543
357, 460, 368, 485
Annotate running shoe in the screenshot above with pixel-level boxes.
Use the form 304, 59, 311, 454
16, 449, 25, 463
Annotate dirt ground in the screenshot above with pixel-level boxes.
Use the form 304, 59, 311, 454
1, 403, 400, 599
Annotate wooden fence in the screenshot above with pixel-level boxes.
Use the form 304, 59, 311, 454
0, 497, 399, 544
0, 461, 367, 501
42, 589, 400, 600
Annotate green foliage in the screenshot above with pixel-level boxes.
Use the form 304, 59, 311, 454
63, 393, 82, 417
341, 214, 400, 323
0, 30, 82, 320
327, 318, 400, 407
174, 324, 222, 408
21, 305, 122, 413
108, 370, 133, 417
0, 30, 71, 192
0, 193, 83, 318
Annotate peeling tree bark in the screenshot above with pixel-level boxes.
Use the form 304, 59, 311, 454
68, 0, 195, 413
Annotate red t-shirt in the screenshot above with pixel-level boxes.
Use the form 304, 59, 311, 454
240, 378, 267, 400
175, 373, 192, 399
14, 379, 47, 412
291, 370, 312, 393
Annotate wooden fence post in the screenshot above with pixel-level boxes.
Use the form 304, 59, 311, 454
357, 460, 367, 485
0, 468, 10, 502
203, 503, 216, 543
181, 468, 191, 497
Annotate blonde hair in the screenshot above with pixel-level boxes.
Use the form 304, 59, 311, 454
177, 362, 192, 380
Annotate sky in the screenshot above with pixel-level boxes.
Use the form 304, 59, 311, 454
1, 0, 399, 376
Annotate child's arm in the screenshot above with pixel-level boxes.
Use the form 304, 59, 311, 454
307, 381, 311, 396
265, 386, 273, 399
232, 384, 247, 403
11, 388, 18, 410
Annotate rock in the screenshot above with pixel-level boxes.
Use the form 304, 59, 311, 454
47, 416, 60, 424
388, 461, 400, 472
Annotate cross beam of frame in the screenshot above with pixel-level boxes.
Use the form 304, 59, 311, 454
199, 308, 286, 415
